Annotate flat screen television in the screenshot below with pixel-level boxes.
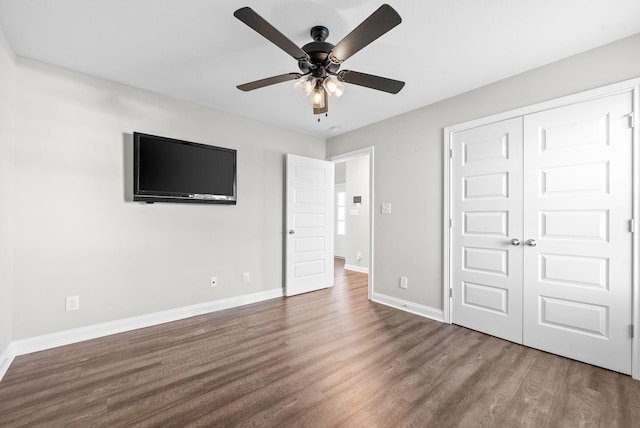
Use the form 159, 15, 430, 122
133, 132, 237, 204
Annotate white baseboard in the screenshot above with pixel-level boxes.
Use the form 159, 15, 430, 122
0, 342, 16, 382
344, 264, 369, 274
10, 288, 284, 359
2, 288, 440, 383
372, 291, 444, 322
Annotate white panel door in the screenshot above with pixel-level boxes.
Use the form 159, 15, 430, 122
451, 117, 524, 343
522, 93, 633, 374
286, 154, 334, 297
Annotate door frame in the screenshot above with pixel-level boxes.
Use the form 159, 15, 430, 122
443, 77, 640, 379
327, 147, 374, 300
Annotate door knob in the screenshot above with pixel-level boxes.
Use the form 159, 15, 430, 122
288, 230, 295, 235
510, 239, 520, 246
525, 239, 537, 247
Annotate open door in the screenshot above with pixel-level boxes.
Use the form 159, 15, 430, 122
285, 154, 334, 296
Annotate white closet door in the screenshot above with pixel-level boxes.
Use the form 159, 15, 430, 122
451, 118, 524, 343
522, 93, 633, 374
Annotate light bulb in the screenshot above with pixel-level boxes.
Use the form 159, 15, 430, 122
310, 87, 325, 108
294, 76, 315, 96
322, 76, 345, 98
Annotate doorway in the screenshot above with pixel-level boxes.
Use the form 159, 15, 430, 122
328, 147, 374, 300
334, 183, 346, 259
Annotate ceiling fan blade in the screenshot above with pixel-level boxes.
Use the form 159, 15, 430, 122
237, 73, 302, 92
337, 70, 405, 94
234, 7, 310, 63
329, 4, 401, 64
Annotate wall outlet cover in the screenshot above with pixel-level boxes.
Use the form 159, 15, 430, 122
65, 296, 80, 312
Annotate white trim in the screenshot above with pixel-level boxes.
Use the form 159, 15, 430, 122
632, 85, 640, 380
443, 127, 452, 324
344, 264, 369, 274
0, 342, 16, 382
326, 147, 373, 163
11, 288, 283, 357
327, 146, 375, 301
443, 76, 640, 380
372, 292, 444, 322
369, 149, 374, 301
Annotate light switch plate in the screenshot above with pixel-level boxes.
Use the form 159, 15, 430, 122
381, 203, 392, 214
400, 276, 408, 289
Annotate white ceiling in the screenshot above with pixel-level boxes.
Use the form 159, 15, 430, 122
0, 0, 639, 138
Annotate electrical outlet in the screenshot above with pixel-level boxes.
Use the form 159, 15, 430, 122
210, 276, 218, 288
400, 276, 408, 289
66, 296, 80, 312
242, 272, 250, 284
356, 251, 362, 261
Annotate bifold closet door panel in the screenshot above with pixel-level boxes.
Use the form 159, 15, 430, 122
522, 92, 634, 374
451, 117, 524, 344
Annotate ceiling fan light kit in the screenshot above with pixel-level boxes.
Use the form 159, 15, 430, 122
294, 76, 315, 96
234, 4, 405, 119
311, 83, 326, 109
323, 76, 345, 98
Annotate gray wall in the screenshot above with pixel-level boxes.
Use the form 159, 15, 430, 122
345, 156, 369, 270
334, 161, 346, 185
0, 28, 15, 354
10, 58, 325, 340
326, 33, 640, 310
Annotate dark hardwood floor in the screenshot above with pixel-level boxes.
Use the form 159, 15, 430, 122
1, 259, 640, 427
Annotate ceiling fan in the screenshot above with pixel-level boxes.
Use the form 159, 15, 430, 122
234, 4, 405, 118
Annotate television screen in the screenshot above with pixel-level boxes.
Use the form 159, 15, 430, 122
133, 132, 237, 204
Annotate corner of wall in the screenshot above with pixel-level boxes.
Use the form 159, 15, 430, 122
0, 343, 16, 382
0, 23, 17, 376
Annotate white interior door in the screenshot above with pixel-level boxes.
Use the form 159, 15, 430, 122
285, 154, 334, 297
451, 117, 524, 343
522, 93, 634, 374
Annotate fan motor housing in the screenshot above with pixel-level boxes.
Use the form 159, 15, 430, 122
299, 26, 340, 74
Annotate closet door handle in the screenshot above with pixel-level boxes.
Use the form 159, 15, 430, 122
510, 239, 520, 246
525, 239, 537, 247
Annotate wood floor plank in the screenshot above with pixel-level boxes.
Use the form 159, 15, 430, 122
1, 258, 640, 427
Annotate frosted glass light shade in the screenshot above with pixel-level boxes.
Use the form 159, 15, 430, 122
294, 76, 315, 96
323, 76, 345, 98
310, 87, 325, 108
